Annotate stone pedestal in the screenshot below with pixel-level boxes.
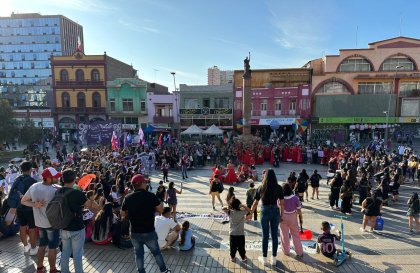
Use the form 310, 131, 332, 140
242, 77, 252, 136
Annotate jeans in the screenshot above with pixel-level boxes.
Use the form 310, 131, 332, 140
131, 231, 167, 273
260, 205, 280, 257
181, 165, 188, 178
61, 229, 85, 273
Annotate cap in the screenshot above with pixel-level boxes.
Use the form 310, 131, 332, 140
42, 167, 62, 179
131, 174, 146, 185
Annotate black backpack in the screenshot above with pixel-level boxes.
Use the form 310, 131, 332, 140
46, 188, 75, 229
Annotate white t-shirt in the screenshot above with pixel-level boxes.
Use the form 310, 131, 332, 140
398, 145, 405, 155
155, 216, 177, 248
23, 182, 58, 228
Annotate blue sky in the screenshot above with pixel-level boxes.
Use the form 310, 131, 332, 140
3, 0, 420, 89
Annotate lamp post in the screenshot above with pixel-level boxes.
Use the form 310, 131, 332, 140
384, 65, 403, 149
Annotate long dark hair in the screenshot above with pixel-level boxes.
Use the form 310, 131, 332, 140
282, 183, 293, 197
409, 192, 419, 205
260, 169, 278, 203
180, 221, 190, 246
93, 203, 113, 240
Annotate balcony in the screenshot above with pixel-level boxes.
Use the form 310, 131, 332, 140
54, 80, 105, 89
55, 107, 106, 114
252, 110, 297, 117
153, 115, 174, 123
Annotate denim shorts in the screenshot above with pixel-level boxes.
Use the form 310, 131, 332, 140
39, 228, 60, 248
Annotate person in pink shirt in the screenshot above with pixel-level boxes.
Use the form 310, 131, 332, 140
279, 183, 303, 257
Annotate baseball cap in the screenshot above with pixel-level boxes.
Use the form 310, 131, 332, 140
42, 167, 62, 179
131, 174, 146, 185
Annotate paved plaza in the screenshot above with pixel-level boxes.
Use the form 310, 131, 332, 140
1, 163, 420, 273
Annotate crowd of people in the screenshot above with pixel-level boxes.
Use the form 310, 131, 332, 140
0, 136, 419, 272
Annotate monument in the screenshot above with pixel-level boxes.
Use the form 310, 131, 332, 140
242, 54, 252, 136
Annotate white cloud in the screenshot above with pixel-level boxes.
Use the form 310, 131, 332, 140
118, 19, 160, 34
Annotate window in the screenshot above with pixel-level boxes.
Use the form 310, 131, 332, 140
92, 92, 101, 108
122, 99, 134, 111
235, 101, 242, 110
62, 92, 70, 107
140, 100, 146, 112
60, 69, 68, 81
290, 99, 296, 110
109, 99, 116, 112
275, 99, 282, 111
76, 69, 84, 82
203, 98, 210, 108
400, 81, 420, 96
214, 97, 229, 108
184, 98, 199, 108
382, 57, 414, 71
124, 117, 138, 124
339, 58, 371, 72
358, 82, 392, 94
77, 92, 86, 108
318, 81, 351, 94
91, 69, 100, 82
260, 99, 267, 111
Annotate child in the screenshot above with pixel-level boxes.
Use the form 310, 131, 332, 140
223, 198, 251, 262
246, 183, 257, 220
179, 221, 195, 251
317, 221, 341, 259
156, 181, 167, 204
111, 185, 119, 205
226, 187, 236, 206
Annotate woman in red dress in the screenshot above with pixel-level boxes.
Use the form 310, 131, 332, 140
238, 164, 250, 182
264, 145, 271, 161
224, 160, 238, 183
292, 145, 299, 163
297, 145, 303, 163
282, 145, 288, 162
256, 149, 264, 165
249, 154, 256, 166
242, 149, 251, 166
211, 165, 224, 182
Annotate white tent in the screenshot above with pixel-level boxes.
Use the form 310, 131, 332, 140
180, 124, 204, 135
203, 124, 224, 135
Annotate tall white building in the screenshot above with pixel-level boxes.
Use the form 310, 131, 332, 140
208, 66, 233, 85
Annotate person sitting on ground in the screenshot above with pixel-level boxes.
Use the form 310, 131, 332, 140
155, 207, 182, 250
179, 221, 195, 251
92, 203, 114, 245
317, 221, 341, 259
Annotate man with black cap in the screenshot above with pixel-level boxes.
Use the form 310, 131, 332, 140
8, 161, 37, 255
121, 174, 171, 273
21, 167, 62, 273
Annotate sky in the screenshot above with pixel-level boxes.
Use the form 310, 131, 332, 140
2, 0, 420, 89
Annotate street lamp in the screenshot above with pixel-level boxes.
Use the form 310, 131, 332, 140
384, 65, 403, 149
170, 72, 180, 139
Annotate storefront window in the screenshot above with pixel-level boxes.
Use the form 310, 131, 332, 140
358, 82, 392, 94
318, 81, 351, 94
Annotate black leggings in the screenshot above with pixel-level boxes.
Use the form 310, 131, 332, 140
230, 235, 246, 259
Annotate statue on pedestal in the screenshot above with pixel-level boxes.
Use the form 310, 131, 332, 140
243, 55, 251, 78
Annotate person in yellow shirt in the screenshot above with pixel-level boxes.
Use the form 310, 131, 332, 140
408, 157, 418, 183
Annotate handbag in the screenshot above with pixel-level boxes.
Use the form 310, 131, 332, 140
375, 216, 384, 231
338, 199, 343, 208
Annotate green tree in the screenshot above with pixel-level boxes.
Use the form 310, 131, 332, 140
0, 100, 17, 144
19, 118, 42, 145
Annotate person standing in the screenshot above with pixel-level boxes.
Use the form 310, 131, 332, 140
309, 170, 322, 200
407, 192, 420, 233
121, 174, 171, 273
209, 175, 224, 210
180, 155, 188, 180
329, 173, 343, 209
21, 167, 62, 273
166, 182, 182, 223
60, 169, 100, 273
8, 161, 38, 255
161, 160, 169, 183
250, 169, 284, 266
360, 190, 382, 232
340, 180, 353, 215
279, 183, 303, 258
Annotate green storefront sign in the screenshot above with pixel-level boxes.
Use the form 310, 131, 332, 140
319, 117, 399, 124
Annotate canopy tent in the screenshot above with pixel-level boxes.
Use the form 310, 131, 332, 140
203, 124, 224, 135
143, 124, 155, 133
180, 124, 203, 135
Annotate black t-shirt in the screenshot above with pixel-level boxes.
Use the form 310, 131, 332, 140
254, 184, 284, 205
61, 187, 88, 231
121, 189, 160, 233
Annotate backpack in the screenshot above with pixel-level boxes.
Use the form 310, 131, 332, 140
7, 175, 36, 209
46, 188, 75, 230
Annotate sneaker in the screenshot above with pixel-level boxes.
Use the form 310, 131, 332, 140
23, 244, 31, 253
36, 266, 46, 273
49, 268, 61, 273
270, 256, 277, 266
29, 246, 39, 256
241, 256, 247, 262
163, 269, 172, 273
360, 227, 366, 232
258, 256, 268, 265
330, 206, 334, 210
